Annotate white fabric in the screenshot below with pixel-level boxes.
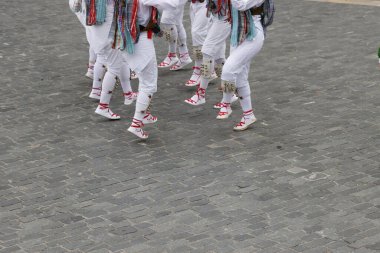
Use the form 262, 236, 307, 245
92, 55, 107, 90
231, 0, 265, 11
98, 46, 124, 76
99, 71, 117, 105
160, 3, 185, 25
89, 47, 97, 63
87, 2, 114, 54
221, 18, 264, 88
134, 91, 151, 121
139, 0, 184, 25
120, 63, 132, 94
122, 32, 157, 94
201, 15, 230, 60
189, 1, 209, 47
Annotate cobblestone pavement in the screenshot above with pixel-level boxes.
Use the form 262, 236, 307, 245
1, 0, 379, 252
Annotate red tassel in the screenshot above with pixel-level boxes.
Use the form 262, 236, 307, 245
88, 0, 97, 25
147, 7, 157, 39
216, 0, 222, 13
130, 0, 139, 42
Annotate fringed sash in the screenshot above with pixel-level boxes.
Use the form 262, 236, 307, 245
207, 0, 231, 20
230, 7, 256, 47
85, 0, 108, 25
113, 0, 158, 54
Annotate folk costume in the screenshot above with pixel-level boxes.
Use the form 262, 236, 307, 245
69, 0, 97, 79
184, 0, 238, 107
185, 0, 210, 87
158, 3, 192, 70
85, 0, 137, 120
217, 0, 265, 130
112, 0, 185, 139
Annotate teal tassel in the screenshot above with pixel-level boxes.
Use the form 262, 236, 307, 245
230, 6, 239, 47
124, 0, 135, 54
96, 0, 107, 24
246, 11, 256, 41
125, 30, 135, 54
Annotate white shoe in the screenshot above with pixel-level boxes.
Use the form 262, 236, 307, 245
124, 92, 138, 105
170, 53, 192, 71
142, 113, 157, 124
185, 67, 201, 87
184, 87, 206, 106
89, 88, 101, 100
95, 104, 120, 120
216, 103, 232, 119
158, 53, 179, 68
233, 112, 257, 131
85, 65, 94, 79
128, 119, 148, 139
213, 94, 239, 109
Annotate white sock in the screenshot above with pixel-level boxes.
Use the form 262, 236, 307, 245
119, 65, 132, 94
194, 59, 202, 69
222, 92, 234, 104
99, 71, 117, 107
237, 85, 252, 113
92, 61, 107, 90
199, 76, 210, 90
165, 24, 177, 54
133, 91, 151, 121
89, 47, 97, 64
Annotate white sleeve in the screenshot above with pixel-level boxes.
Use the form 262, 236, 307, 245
141, 0, 186, 10
231, 0, 265, 11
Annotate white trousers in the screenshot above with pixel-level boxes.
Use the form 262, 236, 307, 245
189, 2, 209, 47
201, 15, 231, 60
160, 4, 185, 25
98, 45, 125, 76
221, 18, 264, 89
122, 32, 157, 94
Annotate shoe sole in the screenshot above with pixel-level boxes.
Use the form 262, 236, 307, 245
124, 99, 136, 105
184, 100, 205, 106
89, 94, 100, 100
216, 111, 232, 120
170, 59, 193, 71
128, 127, 148, 140
158, 60, 179, 69
95, 109, 121, 120
142, 119, 158, 124
85, 73, 94, 80
233, 118, 257, 131
185, 82, 199, 87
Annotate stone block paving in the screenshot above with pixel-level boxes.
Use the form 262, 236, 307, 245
0, 0, 379, 252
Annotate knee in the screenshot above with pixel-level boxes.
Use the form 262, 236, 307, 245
107, 66, 121, 77
221, 61, 235, 82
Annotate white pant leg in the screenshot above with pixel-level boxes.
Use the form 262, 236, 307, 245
160, 4, 185, 25
122, 32, 157, 94
201, 15, 231, 59
100, 46, 124, 77
176, 7, 187, 44
190, 2, 208, 47
221, 19, 264, 88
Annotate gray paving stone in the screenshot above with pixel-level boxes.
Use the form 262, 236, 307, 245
1, 0, 380, 252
